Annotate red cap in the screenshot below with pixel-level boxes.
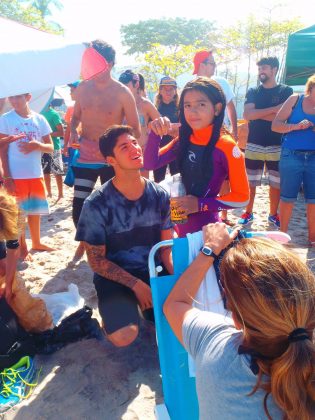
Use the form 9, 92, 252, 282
193, 50, 212, 74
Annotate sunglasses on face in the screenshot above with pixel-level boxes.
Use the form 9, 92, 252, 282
203, 60, 216, 65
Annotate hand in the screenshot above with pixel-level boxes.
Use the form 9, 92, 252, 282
150, 117, 181, 137
202, 222, 239, 255
0, 133, 26, 147
295, 119, 314, 130
63, 147, 68, 157
4, 285, 13, 303
18, 140, 40, 154
132, 280, 153, 311
232, 132, 238, 142
70, 130, 79, 145
0, 283, 5, 298
171, 195, 198, 215
3, 178, 15, 194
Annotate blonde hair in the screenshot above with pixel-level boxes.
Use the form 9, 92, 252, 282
0, 188, 19, 241
305, 74, 315, 95
220, 238, 315, 419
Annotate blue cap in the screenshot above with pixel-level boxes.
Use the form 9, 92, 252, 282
67, 81, 80, 88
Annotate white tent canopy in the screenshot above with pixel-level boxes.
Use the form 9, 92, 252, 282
0, 17, 86, 98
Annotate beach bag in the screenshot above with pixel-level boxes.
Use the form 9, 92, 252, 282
0, 298, 35, 370
34, 305, 101, 354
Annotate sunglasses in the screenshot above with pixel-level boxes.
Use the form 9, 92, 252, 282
203, 60, 216, 65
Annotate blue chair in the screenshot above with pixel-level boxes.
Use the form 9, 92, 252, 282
149, 238, 199, 420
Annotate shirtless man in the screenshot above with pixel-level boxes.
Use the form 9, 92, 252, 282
119, 70, 160, 177
70, 40, 140, 260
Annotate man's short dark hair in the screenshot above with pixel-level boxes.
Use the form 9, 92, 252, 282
99, 125, 134, 158
91, 40, 116, 65
119, 70, 139, 87
257, 56, 279, 70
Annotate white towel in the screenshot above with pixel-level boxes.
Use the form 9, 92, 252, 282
186, 231, 229, 377
187, 231, 225, 315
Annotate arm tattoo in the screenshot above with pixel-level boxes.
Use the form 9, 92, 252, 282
84, 243, 138, 289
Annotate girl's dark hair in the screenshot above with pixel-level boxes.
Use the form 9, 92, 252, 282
177, 77, 226, 195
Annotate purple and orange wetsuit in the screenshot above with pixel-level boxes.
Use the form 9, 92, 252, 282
144, 125, 249, 236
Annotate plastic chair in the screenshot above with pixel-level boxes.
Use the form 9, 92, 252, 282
149, 238, 199, 420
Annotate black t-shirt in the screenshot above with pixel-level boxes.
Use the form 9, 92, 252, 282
245, 84, 293, 146
158, 101, 179, 148
158, 101, 179, 123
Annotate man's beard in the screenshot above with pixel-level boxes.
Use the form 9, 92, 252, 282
259, 74, 269, 83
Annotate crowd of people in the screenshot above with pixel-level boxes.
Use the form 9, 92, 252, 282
0, 39, 314, 418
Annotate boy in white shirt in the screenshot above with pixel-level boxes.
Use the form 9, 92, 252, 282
0, 93, 54, 259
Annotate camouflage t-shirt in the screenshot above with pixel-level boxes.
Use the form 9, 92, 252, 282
75, 179, 173, 272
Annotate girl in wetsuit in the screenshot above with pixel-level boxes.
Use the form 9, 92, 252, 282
144, 77, 249, 237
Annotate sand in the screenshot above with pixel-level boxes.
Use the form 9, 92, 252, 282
3, 177, 315, 420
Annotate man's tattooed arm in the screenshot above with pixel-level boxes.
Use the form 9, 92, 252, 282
84, 243, 139, 289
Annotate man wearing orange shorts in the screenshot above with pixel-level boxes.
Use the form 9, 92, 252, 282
0, 93, 54, 259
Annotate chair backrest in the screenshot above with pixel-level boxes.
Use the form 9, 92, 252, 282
149, 238, 199, 420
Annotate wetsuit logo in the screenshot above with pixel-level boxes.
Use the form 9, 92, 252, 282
232, 146, 242, 158
188, 150, 196, 163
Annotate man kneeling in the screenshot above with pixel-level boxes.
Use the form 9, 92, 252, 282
75, 125, 173, 347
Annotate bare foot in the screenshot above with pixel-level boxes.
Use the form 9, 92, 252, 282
53, 195, 64, 205
19, 247, 33, 261
31, 243, 55, 252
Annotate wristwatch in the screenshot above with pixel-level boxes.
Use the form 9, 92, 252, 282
200, 246, 219, 259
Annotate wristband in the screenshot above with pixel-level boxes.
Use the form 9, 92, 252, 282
199, 199, 209, 212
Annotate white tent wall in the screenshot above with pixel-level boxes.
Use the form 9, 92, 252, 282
0, 17, 86, 101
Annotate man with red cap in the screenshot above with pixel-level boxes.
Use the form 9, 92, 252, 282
193, 50, 237, 139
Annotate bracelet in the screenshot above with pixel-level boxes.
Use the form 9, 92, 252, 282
2, 176, 12, 180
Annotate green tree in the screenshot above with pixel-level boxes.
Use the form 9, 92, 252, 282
213, 14, 302, 95
121, 18, 216, 55
21, 0, 63, 18
0, 0, 63, 33
138, 44, 197, 93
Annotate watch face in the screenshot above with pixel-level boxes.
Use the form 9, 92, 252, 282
201, 246, 214, 257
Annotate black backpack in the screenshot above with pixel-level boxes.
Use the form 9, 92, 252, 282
0, 297, 36, 370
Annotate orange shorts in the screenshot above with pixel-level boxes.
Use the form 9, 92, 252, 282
13, 178, 49, 215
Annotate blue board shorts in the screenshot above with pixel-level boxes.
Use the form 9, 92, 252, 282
279, 148, 315, 203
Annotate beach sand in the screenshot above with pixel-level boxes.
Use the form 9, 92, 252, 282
3, 178, 315, 420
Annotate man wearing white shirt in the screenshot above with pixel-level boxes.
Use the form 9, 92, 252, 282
193, 50, 237, 139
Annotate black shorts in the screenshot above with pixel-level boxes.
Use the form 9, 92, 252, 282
93, 270, 154, 335
0, 239, 19, 260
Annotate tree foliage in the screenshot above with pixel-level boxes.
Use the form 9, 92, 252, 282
0, 0, 63, 34
20, 0, 63, 18
121, 18, 215, 55
215, 14, 303, 92
139, 44, 197, 92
